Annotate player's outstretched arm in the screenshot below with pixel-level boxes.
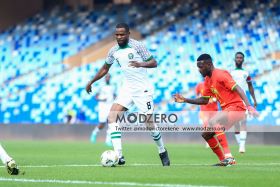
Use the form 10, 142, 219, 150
129, 58, 157, 68
234, 85, 250, 106
86, 63, 112, 94
173, 93, 209, 105
234, 85, 259, 117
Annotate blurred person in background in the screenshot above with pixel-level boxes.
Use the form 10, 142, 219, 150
231, 52, 257, 153
65, 109, 76, 124
76, 109, 86, 124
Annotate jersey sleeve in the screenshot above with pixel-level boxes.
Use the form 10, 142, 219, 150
135, 42, 153, 62
105, 47, 116, 65
220, 71, 237, 91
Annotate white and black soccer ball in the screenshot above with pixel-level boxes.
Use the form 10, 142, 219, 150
100, 150, 119, 167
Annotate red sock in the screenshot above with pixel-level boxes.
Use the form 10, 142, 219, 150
206, 137, 225, 161
216, 132, 232, 158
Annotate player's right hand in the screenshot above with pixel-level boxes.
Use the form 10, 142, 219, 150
86, 82, 92, 94
247, 105, 259, 118
173, 93, 185, 103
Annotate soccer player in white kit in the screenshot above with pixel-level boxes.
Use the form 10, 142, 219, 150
0, 144, 19, 175
231, 52, 257, 153
90, 74, 115, 146
86, 23, 170, 166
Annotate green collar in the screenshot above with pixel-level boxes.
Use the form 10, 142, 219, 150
235, 67, 244, 70
118, 44, 130, 49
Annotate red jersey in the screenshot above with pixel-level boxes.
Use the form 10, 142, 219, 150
202, 69, 246, 110
195, 82, 218, 111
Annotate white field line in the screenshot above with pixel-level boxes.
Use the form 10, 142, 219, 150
0, 163, 279, 168
0, 177, 226, 187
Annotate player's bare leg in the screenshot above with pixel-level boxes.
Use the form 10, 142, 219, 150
107, 103, 127, 165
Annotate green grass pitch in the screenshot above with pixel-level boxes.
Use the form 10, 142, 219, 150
0, 141, 279, 187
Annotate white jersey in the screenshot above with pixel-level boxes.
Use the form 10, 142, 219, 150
105, 38, 154, 96
231, 68, 252, 92
98, 84, 115, 104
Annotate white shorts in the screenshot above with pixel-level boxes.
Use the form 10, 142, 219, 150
114, 89, 154, 114
98, 103, 112, 123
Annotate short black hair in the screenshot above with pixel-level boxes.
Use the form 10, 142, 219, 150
197, 54, 212, 62
235, 51, 244, 57
116, 23, 129, 32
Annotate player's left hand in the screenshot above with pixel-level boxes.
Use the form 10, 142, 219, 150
173, 93, 185, 103
247, 105, 259, 118
129, 61, 142, 68
86, 82, 92, 94
253, 101, 257, 108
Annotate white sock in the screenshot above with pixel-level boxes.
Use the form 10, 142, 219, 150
92, 127, 100, 135
109, 123, 122, 158
105, 128, 111, 143
150, 131, 165, 153
235, 133, 240, 145
225, 153, 233, 158
0, 144, 12, 164
239, 131, 247, 149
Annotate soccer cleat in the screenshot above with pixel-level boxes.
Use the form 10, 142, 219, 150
212, 162, 224, 166
220, 157, 236, 166
6, 159, 19, 175
213, 157, 236, 167
90, 133, 97, 143
159, 149, 170, 166
118, 156, 125, 165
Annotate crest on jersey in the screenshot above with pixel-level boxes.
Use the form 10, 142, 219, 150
128, 53, 134, 59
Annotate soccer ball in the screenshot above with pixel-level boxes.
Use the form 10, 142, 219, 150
100, 150, 119, 167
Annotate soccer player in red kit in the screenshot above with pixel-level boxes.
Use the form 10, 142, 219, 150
196, 82, 233, 159
174, 54, 258, 166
